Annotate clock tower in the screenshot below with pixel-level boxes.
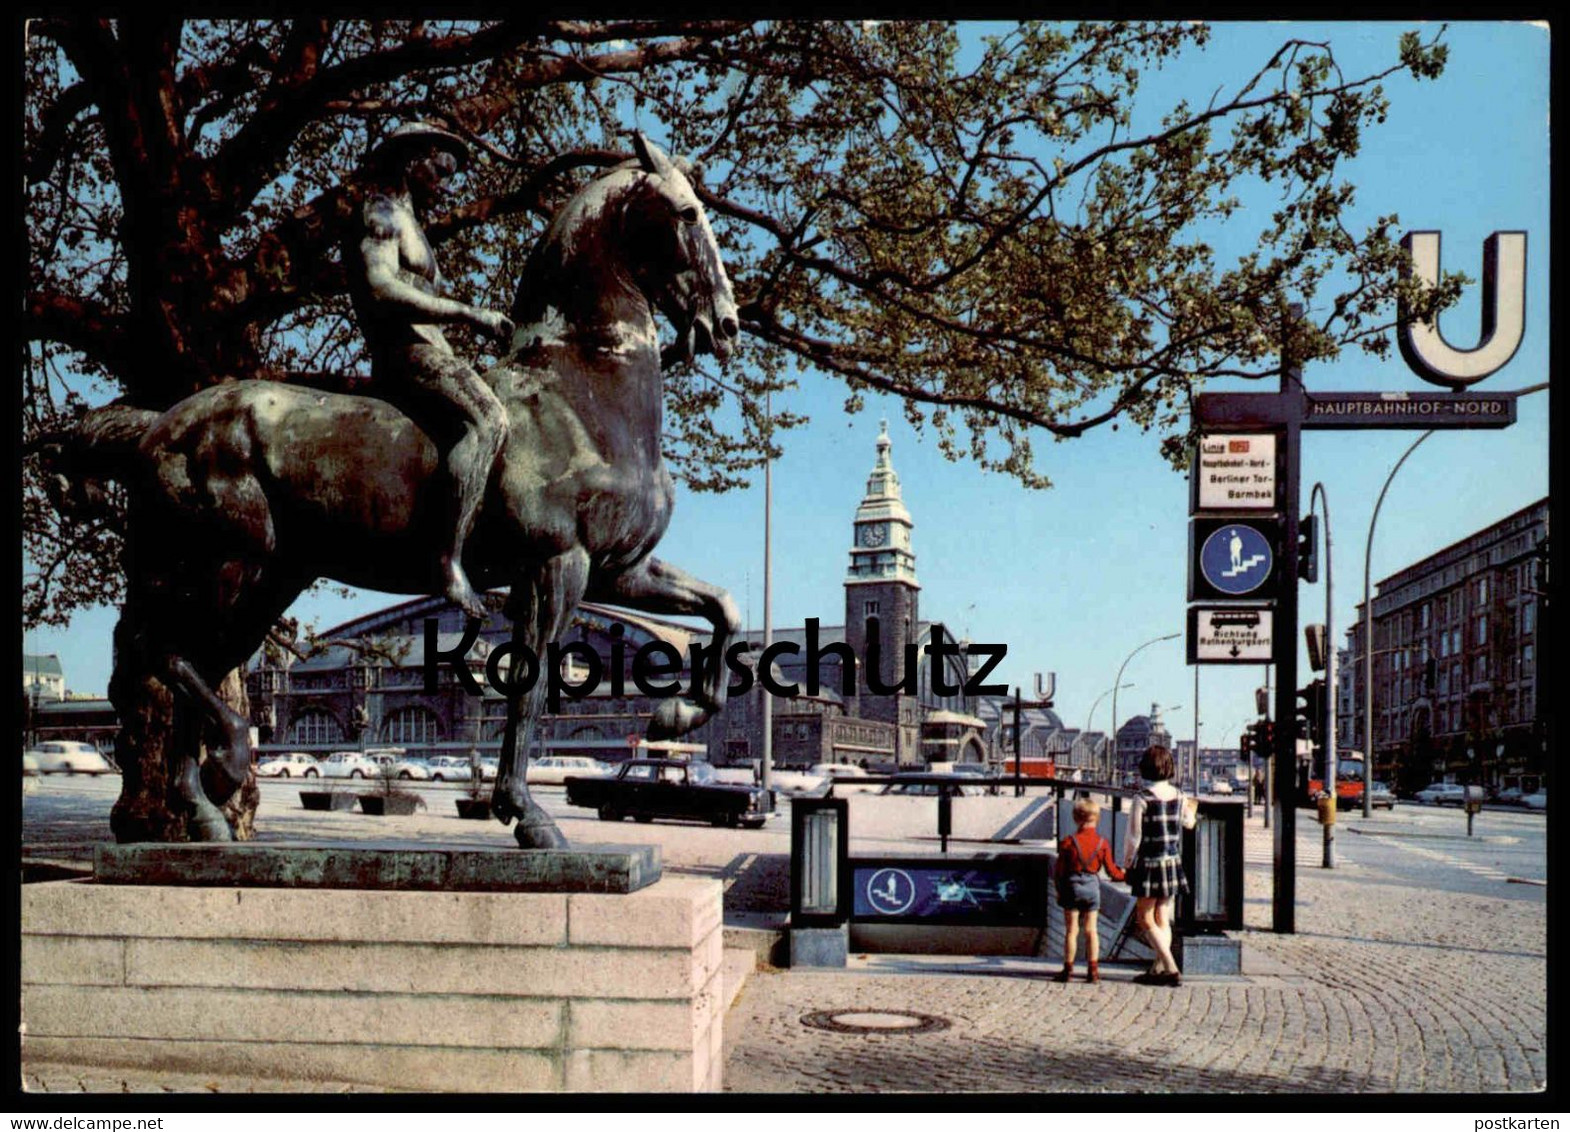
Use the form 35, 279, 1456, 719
845, 420, 922, 761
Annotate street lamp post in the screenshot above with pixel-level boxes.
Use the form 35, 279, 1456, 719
1085, 682, 1132, 783
1110, 633, 1179, 785
1363, 432, 1435, 818
760, 388, 773, 794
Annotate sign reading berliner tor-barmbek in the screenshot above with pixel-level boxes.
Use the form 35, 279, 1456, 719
1195, 433, 1278, 509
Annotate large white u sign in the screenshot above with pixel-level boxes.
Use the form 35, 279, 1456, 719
1398, 230, 1527, 389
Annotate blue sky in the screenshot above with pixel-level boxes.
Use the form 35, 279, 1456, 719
26, 21, 1550, 755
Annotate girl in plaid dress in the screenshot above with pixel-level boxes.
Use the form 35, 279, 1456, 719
1122, 745, 1196, 986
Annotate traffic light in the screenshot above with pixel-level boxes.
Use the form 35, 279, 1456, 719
1297, 513, 1318, 583
1240, 730, 1253, 760
1296, 679, 1326, 748
1250, 719, 1275, 758
1304, 623, 1327, 673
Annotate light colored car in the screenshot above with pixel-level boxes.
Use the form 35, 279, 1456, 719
320, 751, 384, 780
526, 756, 613, 786
365, 750, 430, 780
1413, 782, 1466, 806
255, 752, 321, 778
1495, 786, 1527, 806
28, 741, 117, 775
1369, 782, 1397, 810
426, 756, 473, 783
879, 777, 984, 797
808, 762, 870, 780
1521, 790, 1547, 811
1207, 779, 1235, 795
21, 750, 40, 776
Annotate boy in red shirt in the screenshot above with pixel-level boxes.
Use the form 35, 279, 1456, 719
1053, 796, 1125, 983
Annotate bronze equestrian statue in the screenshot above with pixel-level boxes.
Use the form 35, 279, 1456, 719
51, 134, 741, 848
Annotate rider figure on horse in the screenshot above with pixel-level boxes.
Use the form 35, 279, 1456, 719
344, 121, 515, 621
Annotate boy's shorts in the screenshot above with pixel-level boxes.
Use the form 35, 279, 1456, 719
1056, 872, 1101, 911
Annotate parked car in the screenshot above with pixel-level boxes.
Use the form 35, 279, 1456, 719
565, 758, 772, 828
1369, 782, 1397, 810
526, 756, 613, 785
21, 750, 40, 776
807, 762, 882, 794
27, 741, 117, 776
320, 751, 384, 780
426, 756, 473, 783
878, 775, 984, 797
481, 757, 500, 781
1208, 779, 1235, 795
364, 750, 431, 780
1494, 786, 1527, 806
255, 752, 321, 778
808, 762, 870, 781
1413, 782, 1466, 806
1521, 790, 1547, 811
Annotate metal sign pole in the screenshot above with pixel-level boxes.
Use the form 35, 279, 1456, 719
1271, 322, 1303, 935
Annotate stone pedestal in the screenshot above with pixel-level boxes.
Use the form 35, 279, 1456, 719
21, 866, 724, 1092
1175, 931, 1242, 975
790, 925, 848, 967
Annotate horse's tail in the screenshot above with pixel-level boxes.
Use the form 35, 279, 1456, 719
38, 402, 160, 520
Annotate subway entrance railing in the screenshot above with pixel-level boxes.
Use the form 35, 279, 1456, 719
789, 787, 1245, 969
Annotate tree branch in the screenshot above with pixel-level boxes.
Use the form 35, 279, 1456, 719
209, 19, 541, 220
25, 294, 133, 372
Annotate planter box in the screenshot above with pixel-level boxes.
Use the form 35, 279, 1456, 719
359, 794, 424, 817
455, 798, 492, 820
299, 791, 357, 812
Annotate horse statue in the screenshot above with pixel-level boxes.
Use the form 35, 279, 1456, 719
50, 135, 741, 848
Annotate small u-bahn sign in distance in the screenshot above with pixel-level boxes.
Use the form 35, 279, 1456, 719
1187, 605, 1274, 664
1189, 515, 1281, 602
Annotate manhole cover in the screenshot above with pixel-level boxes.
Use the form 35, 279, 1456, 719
800, 1009, 951, 1035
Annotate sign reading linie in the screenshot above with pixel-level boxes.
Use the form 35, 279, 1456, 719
1194, 433, 1277, 511
1187, 606, 1274, 665
1305, 392, 1517, 430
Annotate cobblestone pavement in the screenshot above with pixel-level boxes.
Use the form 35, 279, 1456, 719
720, 813, 1547, 1094
19, 784, 1546, 1095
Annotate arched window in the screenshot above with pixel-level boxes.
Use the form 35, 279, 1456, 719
383, 706, 442, 746
289, 709, 342, 746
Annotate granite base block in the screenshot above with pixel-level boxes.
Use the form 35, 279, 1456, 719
22, 872, 721, 1092
1176, 932, 1242, 975
790, 925, 848, 967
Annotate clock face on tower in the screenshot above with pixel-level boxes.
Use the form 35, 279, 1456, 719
859, 524, 887, 547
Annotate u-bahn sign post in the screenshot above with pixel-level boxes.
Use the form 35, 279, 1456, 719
1188, 230, 1530, 933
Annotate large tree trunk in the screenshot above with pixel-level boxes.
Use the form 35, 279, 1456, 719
108, 610, 258, 843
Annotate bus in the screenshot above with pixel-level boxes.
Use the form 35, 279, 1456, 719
999, 756, 1057, 780
1306, 750, 1365, 808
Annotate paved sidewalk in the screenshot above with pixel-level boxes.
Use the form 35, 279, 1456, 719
719, 813, 1547, 1093
19, 787, 1546, 1095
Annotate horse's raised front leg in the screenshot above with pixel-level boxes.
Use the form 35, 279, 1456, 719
585, 555, 740, 740
491, 548, 590, 849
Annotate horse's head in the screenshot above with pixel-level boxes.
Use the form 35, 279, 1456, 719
619, 135, 739, 366
510, 135, 739, 370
